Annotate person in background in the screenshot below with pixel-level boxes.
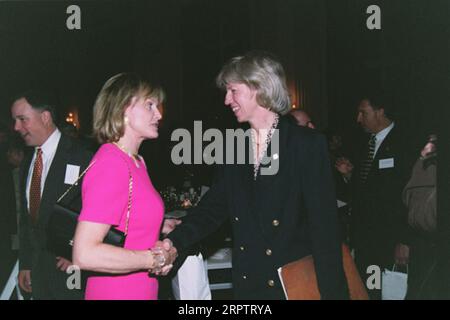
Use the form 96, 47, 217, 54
11, 90, 93, 299
72, 73, 177, 300
7, 136, 26, 250
327, 130, 352, 244
403, 134, 438, 299
0, 133, 19, 290
340, 94, 414, 299
290, 109, 315, 129
0, 136, 26, 292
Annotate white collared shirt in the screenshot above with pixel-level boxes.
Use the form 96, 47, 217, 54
26, 129, 62, 211
374, 122, 394, 156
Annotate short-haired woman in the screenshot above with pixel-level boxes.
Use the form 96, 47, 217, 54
164, 52, 348, 299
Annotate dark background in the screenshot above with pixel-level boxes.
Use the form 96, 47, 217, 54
0, 0, 448, 188
0, 0, 449, 299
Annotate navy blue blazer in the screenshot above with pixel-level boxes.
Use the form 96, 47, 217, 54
167, 116, 348, 300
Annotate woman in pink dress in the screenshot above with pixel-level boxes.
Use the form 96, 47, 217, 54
73, 73, 177, 300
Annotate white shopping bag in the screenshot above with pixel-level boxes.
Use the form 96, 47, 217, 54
382, 265, 408, 300
172, 253, 212, 300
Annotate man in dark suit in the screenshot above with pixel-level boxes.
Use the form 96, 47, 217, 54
345, 95, 414, 299
11, 91, 92, 299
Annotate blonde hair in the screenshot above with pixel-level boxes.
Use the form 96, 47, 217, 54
216, 51, 291, 115
93, 73, 165, 143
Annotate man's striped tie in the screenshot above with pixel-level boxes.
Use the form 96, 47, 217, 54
360, 135, 376, 183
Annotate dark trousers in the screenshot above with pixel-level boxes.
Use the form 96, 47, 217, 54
355, 246, 395, 300
30, 250, 84, 300
406, 234, 439, 300
356, 255, 381, 300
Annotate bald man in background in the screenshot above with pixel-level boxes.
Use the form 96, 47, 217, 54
290, 109, 315, 129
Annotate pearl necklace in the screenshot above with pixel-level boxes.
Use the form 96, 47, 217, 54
251, 114, 279, 180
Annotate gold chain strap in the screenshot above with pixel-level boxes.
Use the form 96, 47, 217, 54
57, 161, 96, 203
125, 170, 132, 236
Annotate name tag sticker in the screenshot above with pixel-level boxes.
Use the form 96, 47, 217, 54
64, 164, 80, 185
379, 158, 394, 169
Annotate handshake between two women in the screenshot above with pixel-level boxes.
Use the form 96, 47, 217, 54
149, 238, 178, 276
148, 218, 182, 276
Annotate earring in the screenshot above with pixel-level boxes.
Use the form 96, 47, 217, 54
124, 116, 129, 125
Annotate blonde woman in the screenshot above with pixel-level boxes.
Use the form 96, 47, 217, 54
73, 73, 176, 300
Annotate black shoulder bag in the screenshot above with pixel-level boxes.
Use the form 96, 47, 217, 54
46, 161, 133, 260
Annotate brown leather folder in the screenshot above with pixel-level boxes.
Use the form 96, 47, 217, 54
278, 244, 369, 300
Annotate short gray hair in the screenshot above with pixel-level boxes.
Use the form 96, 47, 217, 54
216, 51, 291, 115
